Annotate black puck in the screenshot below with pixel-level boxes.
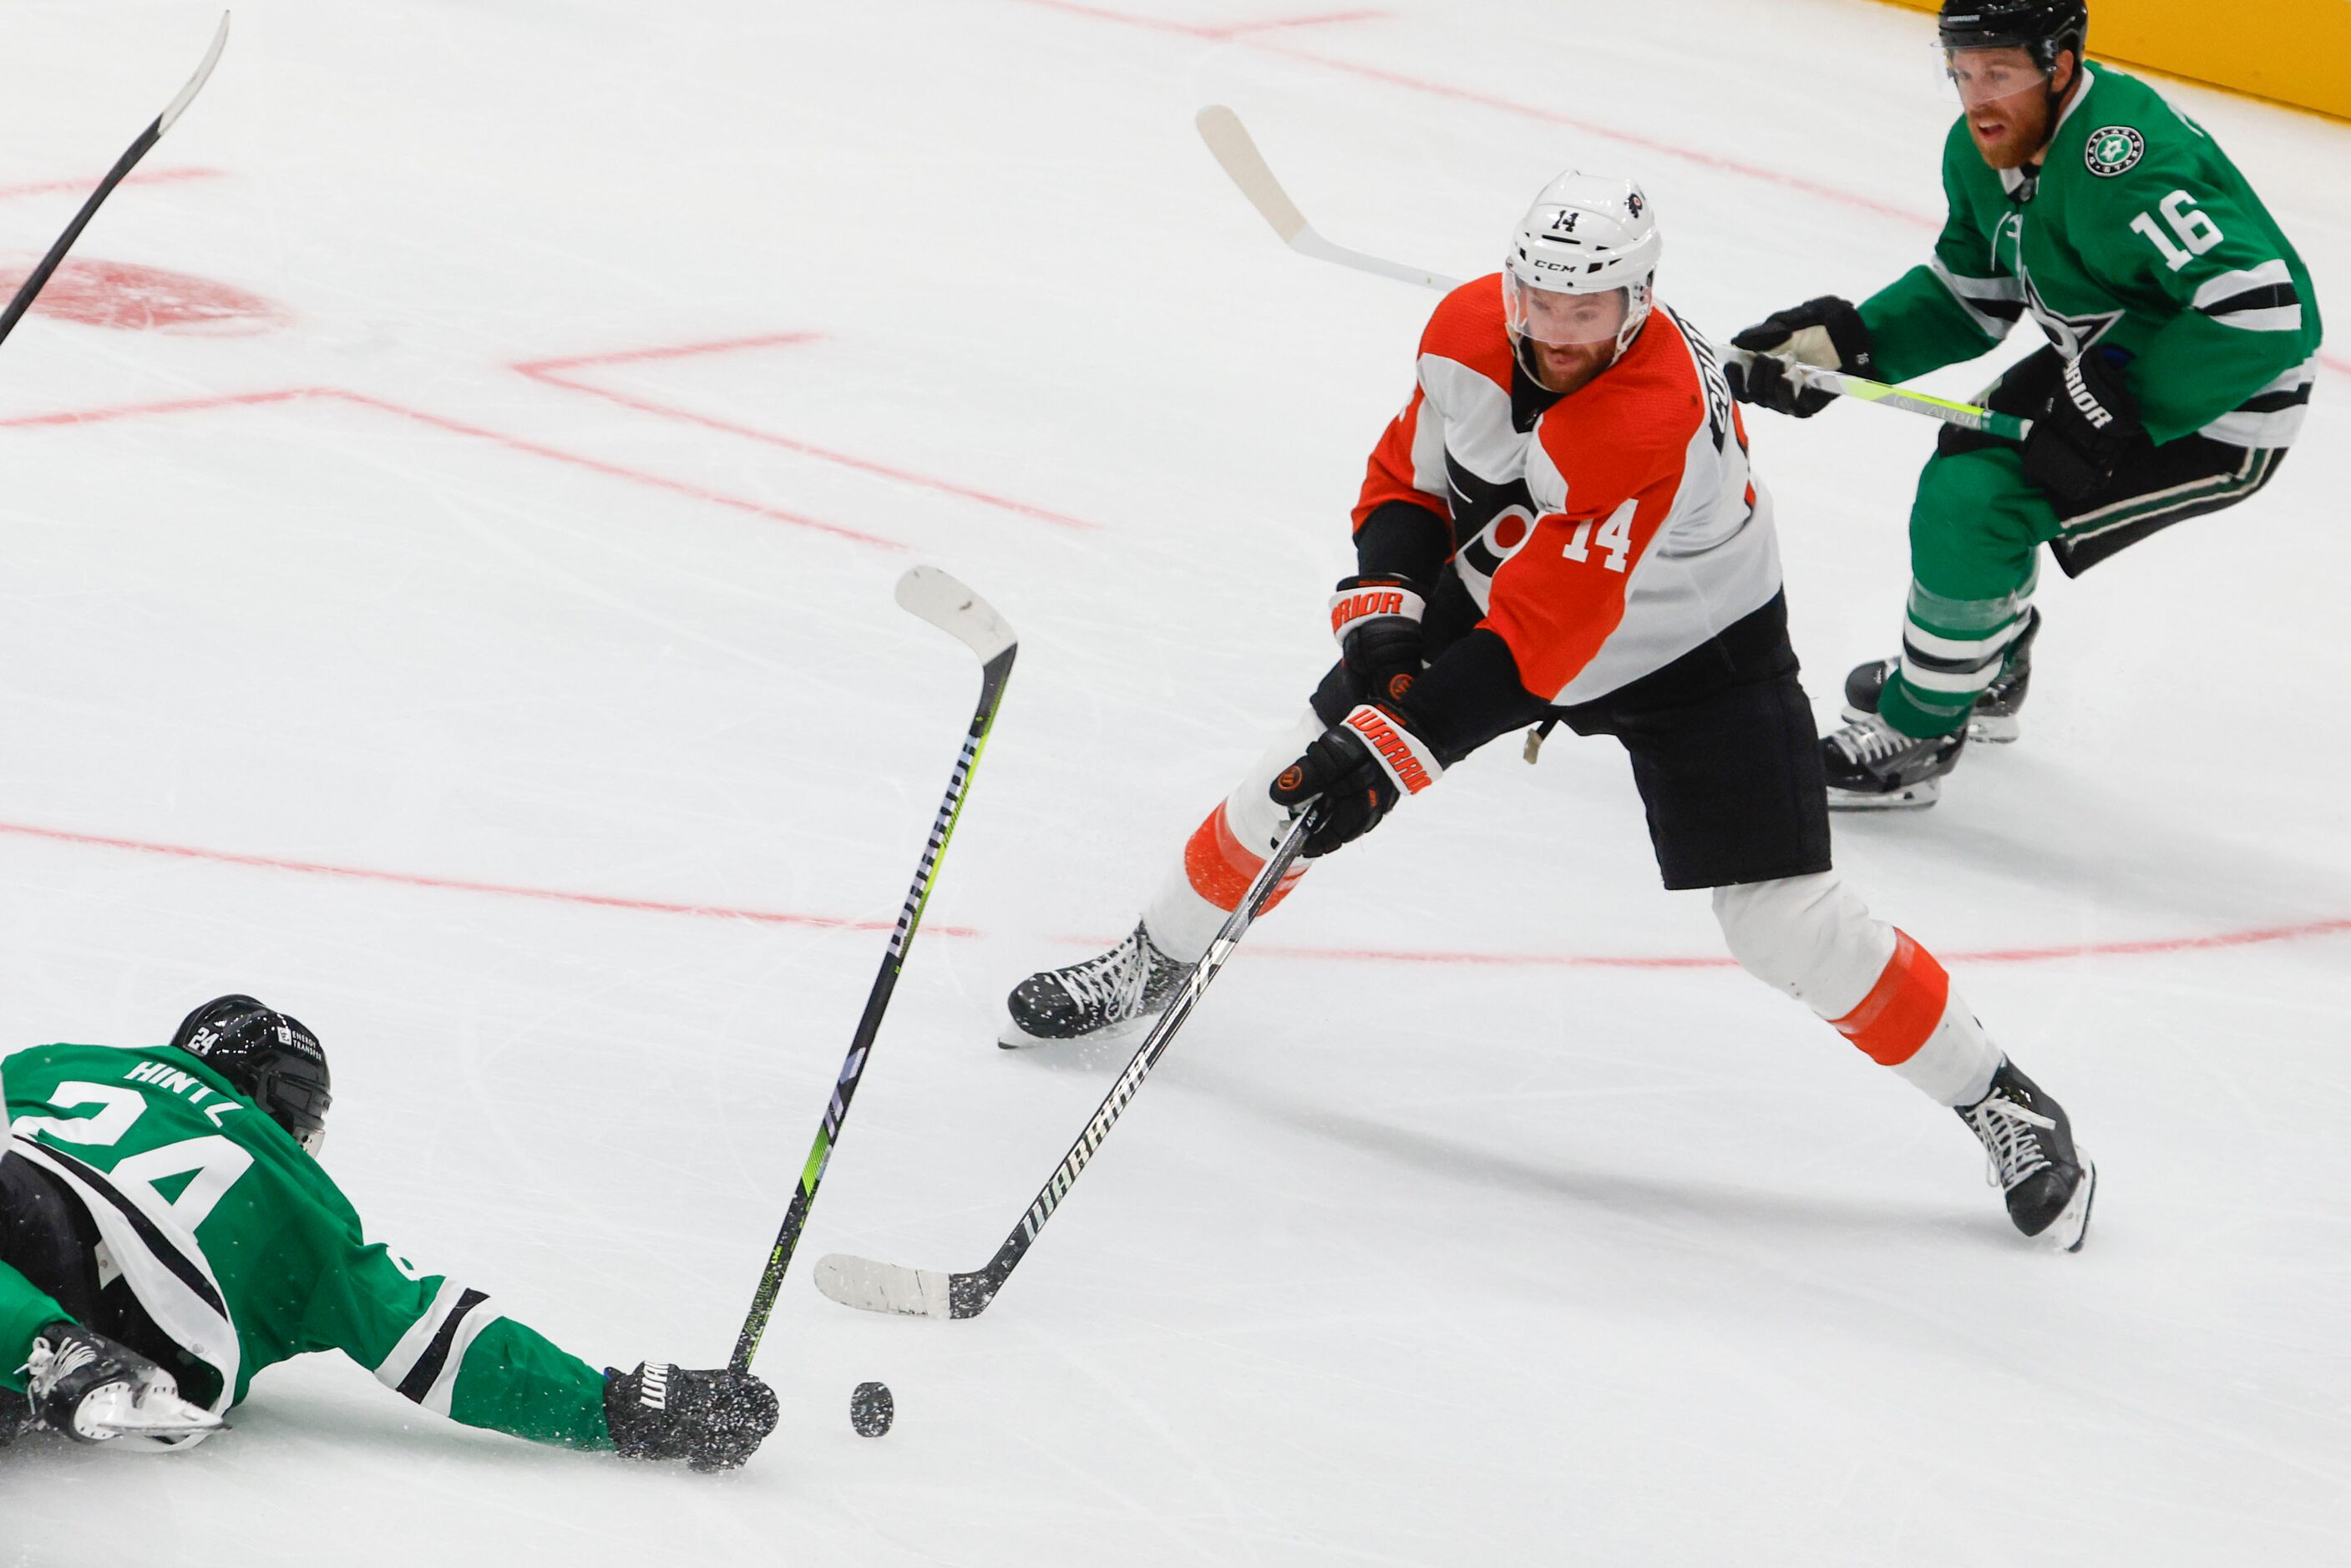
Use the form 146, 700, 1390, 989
850, 1380, 894, 1438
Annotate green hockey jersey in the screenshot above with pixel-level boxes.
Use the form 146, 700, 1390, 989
1, 1042, 611, 1451
1860, 63, 2320, 448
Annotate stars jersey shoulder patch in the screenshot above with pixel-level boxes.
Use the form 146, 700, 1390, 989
2084, 125, 2146, 178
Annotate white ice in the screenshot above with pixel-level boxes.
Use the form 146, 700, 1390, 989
2, 1, 2347, 1563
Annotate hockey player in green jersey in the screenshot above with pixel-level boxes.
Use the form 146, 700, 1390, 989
0, 995, 778, 1469
1726, 0, 2320, 808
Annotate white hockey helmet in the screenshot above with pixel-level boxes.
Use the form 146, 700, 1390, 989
1503, 171, 1660, 360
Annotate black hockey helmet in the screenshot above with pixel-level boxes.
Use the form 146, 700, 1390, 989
170, 994, 332, 1156
1938, 0, 2088, 72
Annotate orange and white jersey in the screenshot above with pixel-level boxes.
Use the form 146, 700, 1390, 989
1355, 276, 1782, 706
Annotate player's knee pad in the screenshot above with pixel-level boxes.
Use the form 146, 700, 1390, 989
1711, 873, 1894, 1019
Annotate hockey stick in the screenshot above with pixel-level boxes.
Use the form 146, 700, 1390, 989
1194, 103, 2032, 441
813, 805, 1320, 1321
1195, 106, 1463, 293
727, 566, 1016, 1373
1724, 351, 2034, 441
0, 13, 231, 353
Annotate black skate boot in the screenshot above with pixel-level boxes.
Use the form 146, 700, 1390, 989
1842, 607, 2040, 745
1001, 922, 1188, 1048
1820, 711, 1967, 811
1958, 1060, 2095, 1251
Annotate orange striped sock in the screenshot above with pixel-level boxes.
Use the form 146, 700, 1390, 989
1829, 929, 1948, 1067
1183, 803, 1308, 915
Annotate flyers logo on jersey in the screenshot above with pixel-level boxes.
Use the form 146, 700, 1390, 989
1343, 706, 1438, 794
2085, 126, 2145, 178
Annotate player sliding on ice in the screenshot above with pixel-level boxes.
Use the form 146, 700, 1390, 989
0, 995, 778, 1467
1726, 0, 2321, 808
1004, 174, 2095, 1249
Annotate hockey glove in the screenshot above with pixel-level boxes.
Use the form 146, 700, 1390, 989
1726, 296, 1876, 417
1330, 574, 1429, 705
22, 1321, 220, 1444
2022, 352, 2140, 504
1269, 702, 1443, 857
605, 1361, 779, 1473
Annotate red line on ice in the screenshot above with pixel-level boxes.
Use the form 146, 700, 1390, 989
0, 167, 224, 200
515, 334, 1103, 532
1247, 917, 2351, 969
0, 383, 903, 549
3, 809, 2339, 965
0, 819, 977, 938
1011, 1, 1386, 42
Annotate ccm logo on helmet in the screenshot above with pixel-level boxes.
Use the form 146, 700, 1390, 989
1344, 707, 1437, 793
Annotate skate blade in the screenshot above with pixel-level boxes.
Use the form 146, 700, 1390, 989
996, 1012, 1155, 1050
1965, 714, 2020, 745
1826, 778, 1941, 812
2037, 1157, 2096, 1253
1840, 706, 2019, 746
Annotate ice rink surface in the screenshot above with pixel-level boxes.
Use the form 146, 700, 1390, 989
2, 1, 2348, 1562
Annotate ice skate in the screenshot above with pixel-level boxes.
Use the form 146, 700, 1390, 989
1842, 608, 2040, 745
1958, 1060, 2095, 1252
1821, 711, 1966, 810
1001, 922, 1188, 1047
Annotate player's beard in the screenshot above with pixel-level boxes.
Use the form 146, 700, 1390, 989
1533, 336, 1614, 395
1965, 73, 2070, 169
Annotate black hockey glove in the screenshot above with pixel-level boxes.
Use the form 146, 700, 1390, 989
23, 1321, 216, 1444
1330, 574, 1429, 706
2022, 352, 2140, 504
1269, 702, 1444, 857
605, 1361, 779, 1473
1725, 296, 1877, 417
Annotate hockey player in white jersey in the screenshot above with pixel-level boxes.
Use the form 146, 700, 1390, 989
1005, 174, 2096, 1248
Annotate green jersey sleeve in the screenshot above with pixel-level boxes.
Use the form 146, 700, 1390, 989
307, 1237, 613, 1450
0, 1257, 70, 1394
2068, 116, 2320, 443
1860, 119, 2025, 384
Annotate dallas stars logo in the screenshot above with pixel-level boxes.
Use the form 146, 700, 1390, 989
2085, 125, 2145, 178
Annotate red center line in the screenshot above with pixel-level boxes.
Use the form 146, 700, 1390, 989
1245, 916, 2351, 969
0, 382, 904, 550
515, 336, 1103, 533
0, 819, 978, 938
5, 811, 2340, 966
0, 167, 223, 201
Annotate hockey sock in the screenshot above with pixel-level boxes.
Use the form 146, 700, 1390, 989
1827, 931, 1999, 1107
1880, 581, 2034, 738
1713, 873, 1999, 1107
1141, 710, 1322, 962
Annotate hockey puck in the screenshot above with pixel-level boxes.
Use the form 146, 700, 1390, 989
850, 1380, 894, 1438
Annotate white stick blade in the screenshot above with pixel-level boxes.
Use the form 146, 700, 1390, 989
1195, 106, 1310, 245
814, 1252, 956, 1319
894, 565, 1014, 663
161, 13, 232, 134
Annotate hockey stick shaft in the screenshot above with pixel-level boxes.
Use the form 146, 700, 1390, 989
815, 807, 1317, 1321
0, 13, 230, 352
1195, 106, 1462, 293
1726, 351, 2034, 441
1195, 104, 2027, 441
728, 568, 1016, 1373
